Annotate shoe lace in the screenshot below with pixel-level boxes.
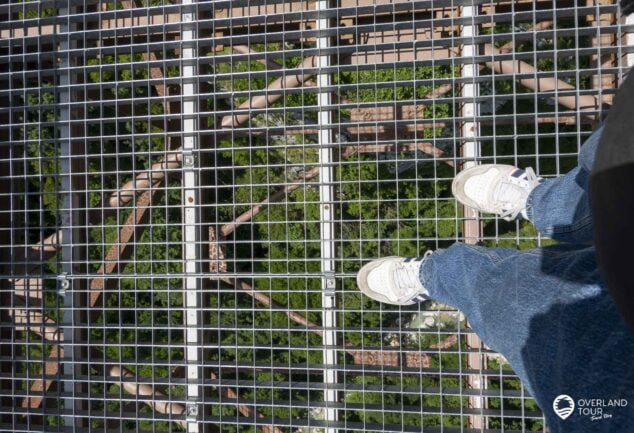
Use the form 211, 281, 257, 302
393, 251, 432, 299
495, 167, 540, 222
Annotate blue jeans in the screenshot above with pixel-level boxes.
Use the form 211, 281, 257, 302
421, 126, 634, 432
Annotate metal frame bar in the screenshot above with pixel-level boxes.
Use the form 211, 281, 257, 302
58, 4, 87, 430
316, 1, 339, 432
180, 2, 201, 432
460, 3, 487, 430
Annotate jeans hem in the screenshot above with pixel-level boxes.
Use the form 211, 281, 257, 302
525, 179, 593, 240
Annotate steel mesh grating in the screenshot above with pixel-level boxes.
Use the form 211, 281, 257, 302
0, 1, 631, 432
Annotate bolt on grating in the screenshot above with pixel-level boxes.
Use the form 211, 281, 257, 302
0, 1, 631, 432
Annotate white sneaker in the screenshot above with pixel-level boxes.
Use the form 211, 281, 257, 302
357, 254, 431, 305
452, 164, 541, 221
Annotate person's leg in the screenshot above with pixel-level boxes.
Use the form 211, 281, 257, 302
421, 241, 634, 432
524, 125, 603, 244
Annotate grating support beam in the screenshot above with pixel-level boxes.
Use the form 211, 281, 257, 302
317, 1, 339, 433
58, 5, 86, 430
460, 3, 487, 431
181, 2, 201, 432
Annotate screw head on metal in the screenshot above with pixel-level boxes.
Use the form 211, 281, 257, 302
183, 154, 195, 167
187, 403, 198, 417
57, 273, 70, 295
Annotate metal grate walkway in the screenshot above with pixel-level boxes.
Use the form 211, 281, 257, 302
0, 1, 630, 432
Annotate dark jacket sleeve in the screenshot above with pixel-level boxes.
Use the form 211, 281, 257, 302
591, 71, 634, 334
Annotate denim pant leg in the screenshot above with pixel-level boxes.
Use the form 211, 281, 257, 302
525, 125, 603, 244
420, 242, 634, 432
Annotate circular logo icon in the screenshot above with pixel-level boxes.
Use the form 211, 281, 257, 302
553, 394, 575, 420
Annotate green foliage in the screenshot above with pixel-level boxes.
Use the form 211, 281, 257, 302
337, 65, 457, 104
17, 0, 54, 19
102, 0, 180, 10
21, 86, 59, 215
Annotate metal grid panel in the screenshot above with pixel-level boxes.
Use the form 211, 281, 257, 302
0, 1, 630, 432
